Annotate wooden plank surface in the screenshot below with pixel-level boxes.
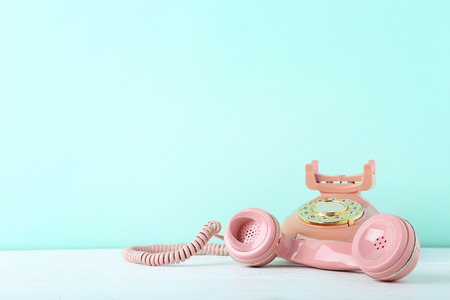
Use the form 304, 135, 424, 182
0, 248, 449, 299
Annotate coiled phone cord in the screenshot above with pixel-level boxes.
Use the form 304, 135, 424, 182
122, 220, 229, 266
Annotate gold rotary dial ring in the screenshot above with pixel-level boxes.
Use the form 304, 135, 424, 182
298, 198, 364, 226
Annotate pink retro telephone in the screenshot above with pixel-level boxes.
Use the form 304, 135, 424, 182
123, 160, 420, 281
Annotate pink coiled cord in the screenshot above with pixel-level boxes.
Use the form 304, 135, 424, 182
122, 220, 229, 266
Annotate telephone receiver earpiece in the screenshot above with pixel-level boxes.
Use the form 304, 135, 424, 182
351, 213, 421, 281
225, 208, 420, 281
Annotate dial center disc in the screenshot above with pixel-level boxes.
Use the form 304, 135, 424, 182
314, 202, 346, 215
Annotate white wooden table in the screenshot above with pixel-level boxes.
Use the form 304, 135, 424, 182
0, 248, 448, 299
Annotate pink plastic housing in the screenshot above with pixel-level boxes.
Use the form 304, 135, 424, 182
277, 160, 420, 280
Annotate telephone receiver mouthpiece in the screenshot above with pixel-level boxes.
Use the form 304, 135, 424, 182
224, 208, 281, 266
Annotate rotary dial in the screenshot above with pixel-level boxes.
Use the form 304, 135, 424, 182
298, 197, 364, 226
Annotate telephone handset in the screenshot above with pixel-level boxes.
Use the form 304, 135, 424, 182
123, 160, 420, 281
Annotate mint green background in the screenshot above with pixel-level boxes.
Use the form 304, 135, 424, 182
1, 1, 449, 250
